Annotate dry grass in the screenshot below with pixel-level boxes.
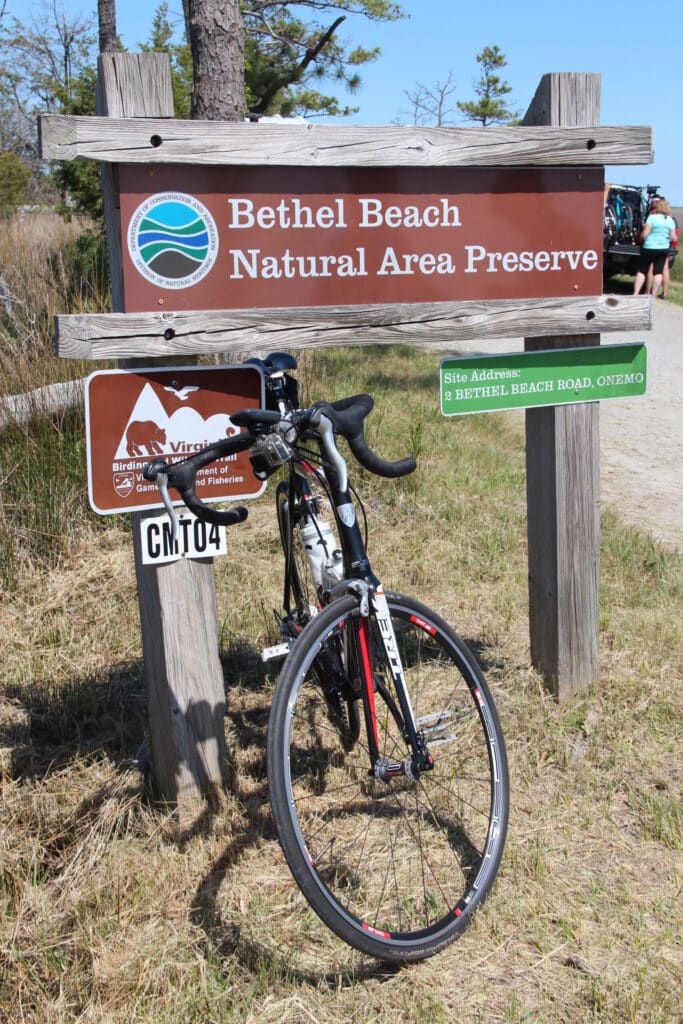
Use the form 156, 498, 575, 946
0, 211, 110, 591
0, 214, 681, 1022
0, 209, 102, 396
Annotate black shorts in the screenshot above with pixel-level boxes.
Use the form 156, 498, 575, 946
638, 248, 669, 275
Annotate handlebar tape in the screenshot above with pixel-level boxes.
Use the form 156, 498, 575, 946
231, 408, 281, 429
147, 433, 253, 527
315, 395, 417, 479
347, 433, 416, 479
180, 495, 248, 527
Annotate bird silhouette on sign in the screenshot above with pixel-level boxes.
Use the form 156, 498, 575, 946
163, 385, 200, 401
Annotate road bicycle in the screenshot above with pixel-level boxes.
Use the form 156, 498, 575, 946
144, 352, 509, 963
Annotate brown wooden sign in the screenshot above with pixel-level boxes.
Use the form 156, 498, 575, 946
85, 365, 264, 514
119, 166, 603, 313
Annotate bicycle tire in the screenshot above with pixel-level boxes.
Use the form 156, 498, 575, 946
604, 203, 618, 243
275, 480, 317, 626
267, 591, 509, 962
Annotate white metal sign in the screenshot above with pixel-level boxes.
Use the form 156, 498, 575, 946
139, 511, 227, 565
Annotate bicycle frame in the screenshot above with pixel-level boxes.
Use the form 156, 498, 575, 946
287, 430, 432, 780
148, 359, 432, 781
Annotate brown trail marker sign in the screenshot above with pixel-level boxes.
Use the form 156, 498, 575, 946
41, 55, 653, 804
85, 365, 264, 514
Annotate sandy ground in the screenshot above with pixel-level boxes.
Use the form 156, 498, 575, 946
598, 297, 681, 552
431, 296, 682, 553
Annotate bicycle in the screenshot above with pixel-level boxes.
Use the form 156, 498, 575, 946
144, 352, 509, 963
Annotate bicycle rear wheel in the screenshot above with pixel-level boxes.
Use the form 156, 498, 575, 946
267, 591, 509, 962
275, 480, 360, 747
275, 480, 318, 626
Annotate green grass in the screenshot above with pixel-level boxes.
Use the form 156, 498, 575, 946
665, 249, 683, 305
0, 212, 112, 590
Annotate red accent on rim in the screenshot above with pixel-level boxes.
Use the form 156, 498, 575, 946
362, 922, 391, 938
410, 614, 437, 635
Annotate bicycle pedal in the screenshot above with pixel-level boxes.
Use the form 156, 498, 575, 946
261, 641, 293, 663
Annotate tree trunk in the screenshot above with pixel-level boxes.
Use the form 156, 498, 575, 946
182, 0, 245, 121
98, 0, 118, 53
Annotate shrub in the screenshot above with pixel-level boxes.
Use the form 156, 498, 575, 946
49, 231, 111, 310
0, 151, 31, 216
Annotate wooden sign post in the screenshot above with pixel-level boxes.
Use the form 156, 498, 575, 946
97, 52, 230, 808
523, 74, 602, 701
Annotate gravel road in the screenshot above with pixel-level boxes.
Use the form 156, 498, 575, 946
432, 296, 682, 553
599, 297, 681, 552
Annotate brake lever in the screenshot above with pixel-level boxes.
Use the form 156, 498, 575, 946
157, 469, 179, 544
143, 460, 179, 544
317, 413, 348, 492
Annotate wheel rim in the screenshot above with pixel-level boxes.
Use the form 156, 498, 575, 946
279, 600, 506, 947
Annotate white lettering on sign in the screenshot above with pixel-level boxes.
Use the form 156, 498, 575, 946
377, 247, 456, 276
597, 373, 645, 386
214, 193, 602, 288
463, 246, 599, 274
227, 197, 347, 230
230, 247, 368, 279
225, 197, 464, 232
358, 198, 461, 229
140, 512, 227, 565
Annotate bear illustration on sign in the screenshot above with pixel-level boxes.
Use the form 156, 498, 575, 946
114, 382, 239, 461
126, 421, 167, 456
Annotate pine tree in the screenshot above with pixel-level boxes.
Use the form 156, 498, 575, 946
456, 45, 518, 126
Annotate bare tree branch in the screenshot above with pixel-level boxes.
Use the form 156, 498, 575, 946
404, 71, 457, 126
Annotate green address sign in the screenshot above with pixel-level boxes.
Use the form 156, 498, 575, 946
440, 343, 647, 416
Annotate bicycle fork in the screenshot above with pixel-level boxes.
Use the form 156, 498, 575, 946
348, 584, 434, 783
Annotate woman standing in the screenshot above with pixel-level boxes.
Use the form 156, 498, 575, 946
634, 197, 678, 297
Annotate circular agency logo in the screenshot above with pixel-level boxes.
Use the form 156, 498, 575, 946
127, 192, 218, 289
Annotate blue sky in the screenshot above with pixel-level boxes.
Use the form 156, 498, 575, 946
8, 0, 683, 202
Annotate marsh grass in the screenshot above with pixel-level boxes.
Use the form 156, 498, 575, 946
0, 211, 111, 590
0, 219, 681, 1023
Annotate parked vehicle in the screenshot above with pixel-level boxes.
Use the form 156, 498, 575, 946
603, 183, 677, 280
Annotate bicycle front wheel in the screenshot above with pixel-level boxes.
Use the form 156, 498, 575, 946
267, 591, 509, 962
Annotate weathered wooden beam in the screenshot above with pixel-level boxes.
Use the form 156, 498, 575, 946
54, 294, 652, 360
39, 115, 653, 167
96, 51, 173, 119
